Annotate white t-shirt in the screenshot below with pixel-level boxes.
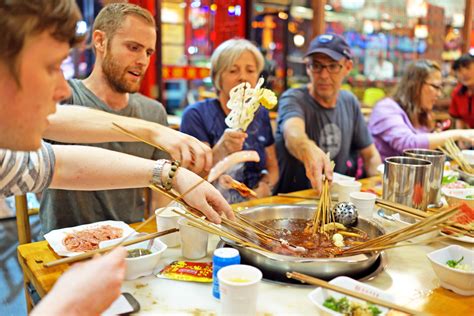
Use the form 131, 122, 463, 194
369, 61, 394, 81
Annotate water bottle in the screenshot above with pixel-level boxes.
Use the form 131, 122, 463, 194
212, 248, 240, 299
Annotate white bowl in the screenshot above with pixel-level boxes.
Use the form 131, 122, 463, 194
462, 150, 474, 165
427, 245, 474, 296
100, 235, 167, 280
441, 187, 474, 209
308, 276, 393, 316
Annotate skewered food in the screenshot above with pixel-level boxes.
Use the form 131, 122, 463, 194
219, 175, 257, 198
207, 150, 260, 183
225, 77, 277, 131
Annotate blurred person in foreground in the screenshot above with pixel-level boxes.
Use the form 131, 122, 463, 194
180, 39, 279, 203
275, 33, 381, 194
41, 3, 212, 233
0, 1, 232, 314
368, 59, 474, 160
449, 51, 474, 129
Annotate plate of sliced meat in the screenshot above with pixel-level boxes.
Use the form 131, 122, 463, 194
44, 220, 136, 257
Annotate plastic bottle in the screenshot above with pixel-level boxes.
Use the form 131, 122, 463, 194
212, 248, 241, 299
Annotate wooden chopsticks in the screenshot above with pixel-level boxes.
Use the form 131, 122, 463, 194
286, 272, 423, 315
44, 228, 178, 268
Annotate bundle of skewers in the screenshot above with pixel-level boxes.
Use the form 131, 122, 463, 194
149, 183, 307, 254
342, 199, 473, 256
438, 138, 474, 174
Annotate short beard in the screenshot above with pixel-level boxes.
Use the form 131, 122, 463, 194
102, 50, 141, 94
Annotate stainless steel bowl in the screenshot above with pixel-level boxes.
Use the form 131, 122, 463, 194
224, 204, 385, 281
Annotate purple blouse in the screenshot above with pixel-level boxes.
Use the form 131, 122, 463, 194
368, 98, 430, 160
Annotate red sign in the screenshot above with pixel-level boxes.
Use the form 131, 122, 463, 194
162, 66, 211, 80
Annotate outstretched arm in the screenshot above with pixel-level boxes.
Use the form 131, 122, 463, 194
50, 145, 233, 223
282, 117, 333, 194
45, 105, 212, 173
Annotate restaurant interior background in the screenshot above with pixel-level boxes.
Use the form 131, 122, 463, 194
67, 0, 474, 117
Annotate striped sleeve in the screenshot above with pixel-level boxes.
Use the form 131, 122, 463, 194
0, 141, 56, 197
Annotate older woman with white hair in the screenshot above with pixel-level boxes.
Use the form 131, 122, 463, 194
180, 39, 278, 203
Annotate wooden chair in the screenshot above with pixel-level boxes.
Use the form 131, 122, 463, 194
15, 195, 32, 245
15, 194, 39, 312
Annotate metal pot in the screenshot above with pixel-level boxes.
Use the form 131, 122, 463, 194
223, 204, 385, 281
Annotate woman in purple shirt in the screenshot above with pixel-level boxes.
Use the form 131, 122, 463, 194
368, 60, 474, 160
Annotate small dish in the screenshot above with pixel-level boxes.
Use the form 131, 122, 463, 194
308, 276, 393, 316
427, 245, 474, 296
442, 187, 474, 208
100, 235, 167, 280
440, 231, 474, 244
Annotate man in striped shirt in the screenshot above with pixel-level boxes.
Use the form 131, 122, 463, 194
0, 1, 233, 314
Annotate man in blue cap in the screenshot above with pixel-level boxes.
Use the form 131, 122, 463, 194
274, 33, 381, 194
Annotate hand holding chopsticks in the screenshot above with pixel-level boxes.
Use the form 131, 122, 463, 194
286, 272, 423, 315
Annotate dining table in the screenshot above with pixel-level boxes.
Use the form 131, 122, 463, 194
17, 176, 474, 315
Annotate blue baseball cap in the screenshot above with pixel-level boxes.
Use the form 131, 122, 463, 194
305, 33, 352, 61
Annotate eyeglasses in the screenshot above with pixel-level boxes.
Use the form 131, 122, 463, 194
425, 82, 443, 91
307, 62, 343, 74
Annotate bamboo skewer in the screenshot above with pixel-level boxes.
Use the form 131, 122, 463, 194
112, 122, 168, 153
114, 178, 207, 251
343, 235, 450, 254
276, 193, 338, 202
235, 213, 280, 235
344, 205, 462, 255
173, 207, 269, 252
286, 272, 422, 315
376, 198, 474, 238
44, 228, 178, 268
439, 139, 474, 174
149, 183, 280, 251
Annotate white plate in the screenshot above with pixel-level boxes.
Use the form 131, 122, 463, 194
440, 231, 474, 244
44, 220, 136, 257
308, 276, 393, 316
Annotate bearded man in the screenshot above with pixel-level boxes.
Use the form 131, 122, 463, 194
40, 3, 171, 233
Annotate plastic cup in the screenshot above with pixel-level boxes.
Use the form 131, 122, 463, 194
338, 180, 362, 202
178, 217, 209, 259
155, 207, 181, 247
218, 264, 262, 316
350, 191, 377, 219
